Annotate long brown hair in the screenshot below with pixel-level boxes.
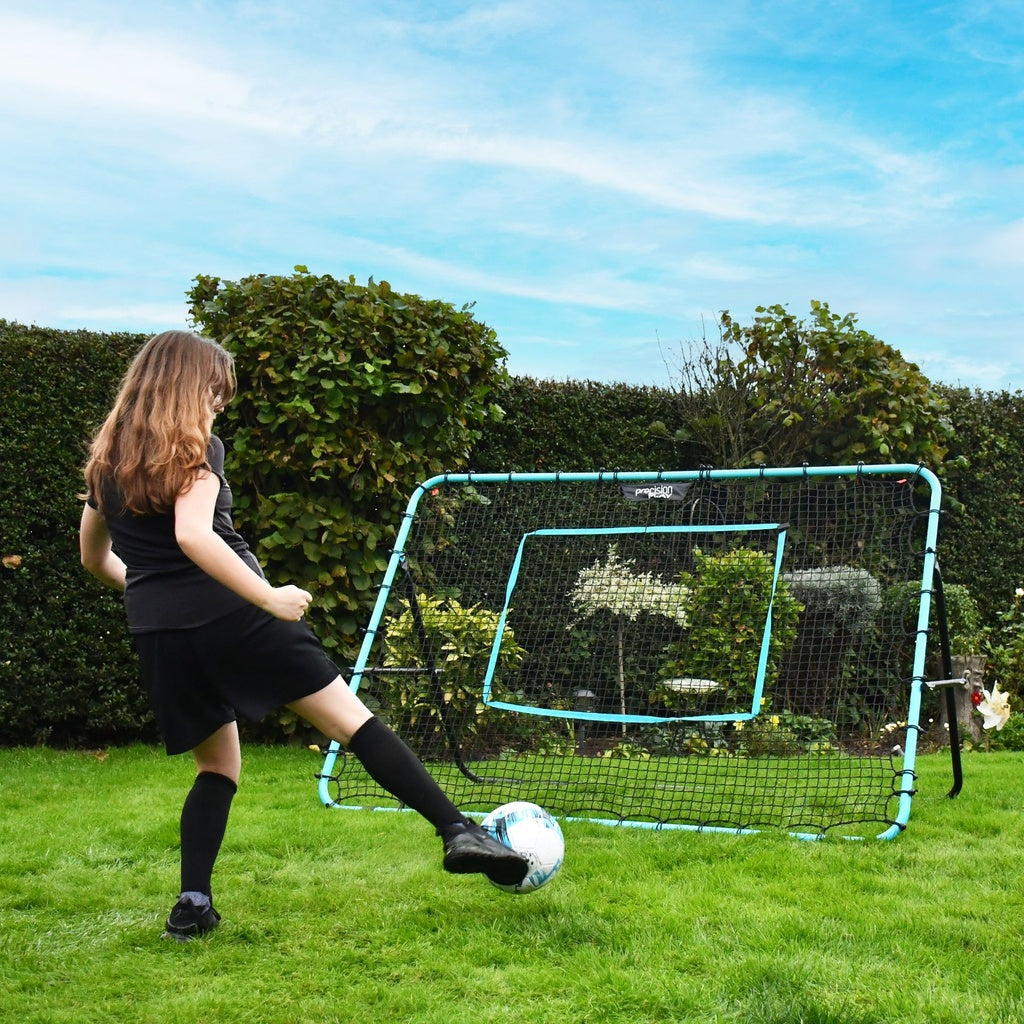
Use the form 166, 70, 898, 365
84, 331, 236, 514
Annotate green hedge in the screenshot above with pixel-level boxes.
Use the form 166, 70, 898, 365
933, 386, 1024, 623
0, 321, 154, 745
4, 313, 1024, 746
471, 376, 701, 472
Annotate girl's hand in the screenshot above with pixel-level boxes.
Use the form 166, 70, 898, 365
262, 584, 313, 622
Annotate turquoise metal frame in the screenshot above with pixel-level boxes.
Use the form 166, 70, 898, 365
317, 464, 943, 841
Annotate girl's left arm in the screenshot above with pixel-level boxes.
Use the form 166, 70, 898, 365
79, 504, 127, 591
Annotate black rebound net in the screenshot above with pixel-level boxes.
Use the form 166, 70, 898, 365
318, 464, 946, 839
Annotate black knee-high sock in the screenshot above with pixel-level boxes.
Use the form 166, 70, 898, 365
180, 771, 237, 897
346, 717, 463, 835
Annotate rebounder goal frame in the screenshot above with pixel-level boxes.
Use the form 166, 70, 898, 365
318, 464, 953, 840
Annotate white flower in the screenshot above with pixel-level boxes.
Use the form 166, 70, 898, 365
1016, 587, 1024, 598
977, 681, 1012, 730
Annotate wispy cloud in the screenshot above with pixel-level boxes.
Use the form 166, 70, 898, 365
2, 6, 955, 232
0, 14, 299, 134
973, 220, 1024, 268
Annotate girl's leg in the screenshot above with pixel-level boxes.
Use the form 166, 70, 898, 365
288, 674, 373, 746
163, 722, 240, 941
288, 677, 460, 827
288, 677, 527, 883
181, 721, 241, 897
192, 719, 242, 783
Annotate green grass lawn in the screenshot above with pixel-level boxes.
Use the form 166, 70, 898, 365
1, 746, 1022, 1024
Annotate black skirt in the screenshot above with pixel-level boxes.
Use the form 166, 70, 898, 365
133, 604, 341, 754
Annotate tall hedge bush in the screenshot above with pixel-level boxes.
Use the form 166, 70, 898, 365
471, 376, 699, 472
934, 385, 1024, 623
0, 320, 154, 745
187, 268, 512, 664
667, 302, 954, 468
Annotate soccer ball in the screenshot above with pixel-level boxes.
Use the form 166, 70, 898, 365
480, 801, 564, 894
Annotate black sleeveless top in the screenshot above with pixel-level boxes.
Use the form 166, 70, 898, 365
91, 435, 264, 633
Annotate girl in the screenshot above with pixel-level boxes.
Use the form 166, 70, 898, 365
79, 330, 525, 941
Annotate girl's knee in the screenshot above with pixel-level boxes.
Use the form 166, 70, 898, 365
192, 722, 242, 782
288, 677, 373, 745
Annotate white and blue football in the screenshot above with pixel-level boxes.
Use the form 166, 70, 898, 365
481, 801, 564, 894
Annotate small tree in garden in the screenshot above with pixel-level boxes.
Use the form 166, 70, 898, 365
666, 301, 953, 468
569, 546, 690, 731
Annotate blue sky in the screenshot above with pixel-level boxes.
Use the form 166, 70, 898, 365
1, 0, 1022, 390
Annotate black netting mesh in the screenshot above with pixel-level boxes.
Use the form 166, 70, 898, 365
323, 468, 940, 837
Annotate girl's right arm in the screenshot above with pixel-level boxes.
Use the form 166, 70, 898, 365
174, 471, 312, 622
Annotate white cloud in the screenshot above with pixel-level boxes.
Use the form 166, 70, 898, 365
60, 302, 192, 327
0, 1, 1020, 391
342, 237, 680, 314
0, 6, 962, 239
426, 0, 547, 43
914, 351, 1024, 391
0, 272, 191, 332
0, 14, 300, 135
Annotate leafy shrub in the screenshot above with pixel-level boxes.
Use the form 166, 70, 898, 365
188, 268, 510, 665
986, 712, 1024, 751
782, 566, 882, 635
667, 302, 953, 468
377, 594, 525, 757
731, 709, 837, 757
635, 721, 731, 757
660, 547, 803, 707
983, 587, 1024, 697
